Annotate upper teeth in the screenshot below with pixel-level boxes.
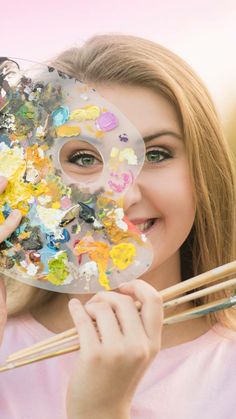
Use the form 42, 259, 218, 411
137, 219, 154, 232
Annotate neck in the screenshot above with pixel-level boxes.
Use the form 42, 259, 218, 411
140, 250, 182, 291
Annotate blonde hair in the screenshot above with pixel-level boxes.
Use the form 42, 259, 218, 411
6, 34, 236, 328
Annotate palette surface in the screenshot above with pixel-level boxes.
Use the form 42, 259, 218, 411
0, 58, 153, 293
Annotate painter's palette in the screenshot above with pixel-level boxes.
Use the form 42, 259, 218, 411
0, 58, 153, 293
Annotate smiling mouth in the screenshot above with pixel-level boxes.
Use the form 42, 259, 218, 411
134, 218, 157, 233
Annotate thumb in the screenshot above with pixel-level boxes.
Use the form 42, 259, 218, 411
0, 277, 7, 345
0, 276, 6, 303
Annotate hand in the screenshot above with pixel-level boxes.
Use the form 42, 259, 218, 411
0, 176, 22, 345
66, 280, 163, 419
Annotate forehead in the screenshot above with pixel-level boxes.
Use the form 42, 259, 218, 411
94, 84, 181, 136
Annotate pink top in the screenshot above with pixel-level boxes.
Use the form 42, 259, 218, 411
0, 313, 236, 419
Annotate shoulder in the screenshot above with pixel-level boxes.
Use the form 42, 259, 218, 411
194, 322, 236, 359
0, 313, 53, 361
194, 322, 236, 376
211, 322, 236, 344
0, 314, 32, 361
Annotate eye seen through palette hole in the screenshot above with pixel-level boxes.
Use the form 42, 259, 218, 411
59, 139, 104, 184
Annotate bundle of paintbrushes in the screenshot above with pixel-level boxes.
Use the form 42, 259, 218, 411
1, 260, 236, 373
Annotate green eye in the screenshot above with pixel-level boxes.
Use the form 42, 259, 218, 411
146, 149, 171, 163
68, 152, 101, 167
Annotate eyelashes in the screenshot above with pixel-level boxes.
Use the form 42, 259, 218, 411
145, 147, 173, 164
67, 150, 102, 167
66, 146, 173, 168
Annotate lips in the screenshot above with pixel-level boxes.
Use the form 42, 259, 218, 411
129, 218, 157, 233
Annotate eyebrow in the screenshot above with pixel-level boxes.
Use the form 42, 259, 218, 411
143, 130, 182, 143
76, 130, 182, 146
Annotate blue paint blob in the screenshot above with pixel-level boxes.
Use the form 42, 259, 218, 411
46, 229, 70, 251
39, 246, 58, 273
2, 203, 12, 218
46, 234, 61, 251
0, 134, 11, 147
51, 105, 69, 127
59, 229, 70, 243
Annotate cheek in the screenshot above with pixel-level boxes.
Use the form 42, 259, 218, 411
167, 175, 195, 222
148, 162, 196, 225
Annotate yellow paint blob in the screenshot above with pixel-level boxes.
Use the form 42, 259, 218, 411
56, 125, 81, 137
52, 201, 61, 209
0, 212, 5, 224
110, 243, 136, 270
70, 105, 100, 121
0, 149, 26, 179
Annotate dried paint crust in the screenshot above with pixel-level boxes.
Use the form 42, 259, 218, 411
0, 59, 152, 293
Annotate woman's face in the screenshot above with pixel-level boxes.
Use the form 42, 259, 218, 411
62, 84, 196, 282
97, 85, 195, 276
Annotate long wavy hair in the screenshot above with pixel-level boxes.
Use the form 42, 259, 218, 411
6, 34, 236, 329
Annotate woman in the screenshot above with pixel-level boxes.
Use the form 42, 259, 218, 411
0, 34, 236, 419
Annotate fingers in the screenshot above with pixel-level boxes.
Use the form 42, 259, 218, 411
84, 302, 123, 345
0, 177, 8, 333
84, 280, 163, 351
0, 176, 7, 194
118, 280, 163, 344
0, 276, 6, 303
0, 284, 7, 321
68, 280, 163, 364
0, 176, 20, 337
0, 176, 22, 243
0, 262, 7, 344
69, 298, 123, 349
68, 299, 101, 353
0, 294, 7, 345
0, 209, 22, 243
86, 291, 145, 341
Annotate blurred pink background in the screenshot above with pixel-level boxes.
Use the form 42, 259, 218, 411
1, 0, 236, 119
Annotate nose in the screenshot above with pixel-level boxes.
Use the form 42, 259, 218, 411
123, 176, 143, 212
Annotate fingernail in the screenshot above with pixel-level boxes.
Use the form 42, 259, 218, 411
68, 298, 81, 311
11, 209, 22, 220
0, 176, 7, 184
118, 282, 129, 288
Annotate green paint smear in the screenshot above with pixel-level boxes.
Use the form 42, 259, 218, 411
47, 252, 69, 285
